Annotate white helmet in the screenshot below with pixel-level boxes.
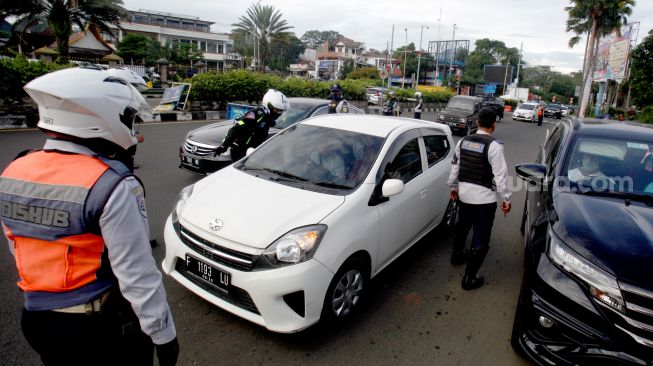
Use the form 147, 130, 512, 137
262, 89, 290, 113
24, 67, 151, 150
415, 91, 422, 98
106, 67, 148, 91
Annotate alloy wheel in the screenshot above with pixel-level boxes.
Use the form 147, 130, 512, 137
330, 269, 364, 317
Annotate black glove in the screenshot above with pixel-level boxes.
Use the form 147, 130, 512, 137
156, 337, 179, 366
214, 145, 228, 156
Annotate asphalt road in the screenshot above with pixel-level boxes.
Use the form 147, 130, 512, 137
0, 112, 560, 365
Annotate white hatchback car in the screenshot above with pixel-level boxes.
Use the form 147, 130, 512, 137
512, 102, 539, 122
163, 115, 454, 333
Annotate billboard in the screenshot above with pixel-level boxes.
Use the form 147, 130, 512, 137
592, 24, 633, 82
483, 65, 514, 85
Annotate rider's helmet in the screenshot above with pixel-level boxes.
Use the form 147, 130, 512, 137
262, 89, 290, 118
330, 83, 343, 100
414, 91, 422, 98
106, 67, 148, 91
389, 91, 396, 97
23, 67, 151, 151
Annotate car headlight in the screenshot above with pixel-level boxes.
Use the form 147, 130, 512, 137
259, 225, 327, 268
460, 117, 466, 123
171, 184, 194, 234
548, 230, 625, 313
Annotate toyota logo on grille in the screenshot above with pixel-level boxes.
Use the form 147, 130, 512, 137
209, 219, 223, 231
191, 145, 198, 153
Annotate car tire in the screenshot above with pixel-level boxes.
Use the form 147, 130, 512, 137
321, 256, 368, 325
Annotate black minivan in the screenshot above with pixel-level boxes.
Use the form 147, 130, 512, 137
512, 118, 653, 365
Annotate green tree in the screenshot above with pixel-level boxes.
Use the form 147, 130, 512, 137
393, 43, 417, 84
267, 34, 305, 72
462, 39, 519, 85
231, 4, 293, 71
565, 0, 635, 117
170, 42, 204, 65
300, 30, 341, 50
3, 0, 127, 61
348, 66, 380, 80
116, 33, 162, 65
629, 29, 653, 108
338, 59, 355, 79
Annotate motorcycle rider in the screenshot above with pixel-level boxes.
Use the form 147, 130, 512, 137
383, 91, 400, 116
328, 83, 349, 113
215, 89, 290, 162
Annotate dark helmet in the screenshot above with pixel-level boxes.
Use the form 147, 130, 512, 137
330, 83, 343, 94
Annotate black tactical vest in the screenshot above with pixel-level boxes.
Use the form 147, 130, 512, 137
458, 133, 495, 189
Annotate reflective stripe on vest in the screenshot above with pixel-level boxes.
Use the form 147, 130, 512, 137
0, 151, 121, 294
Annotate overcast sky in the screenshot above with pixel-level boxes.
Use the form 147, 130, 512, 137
122, 0, 653, 74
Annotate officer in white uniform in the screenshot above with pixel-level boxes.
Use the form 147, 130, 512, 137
447, 107, 512, 290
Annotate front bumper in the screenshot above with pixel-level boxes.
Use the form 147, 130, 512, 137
179, 148, 232, 175
513, 113, 534, 121
162, 216, 335, 333
514, 254, 653, 365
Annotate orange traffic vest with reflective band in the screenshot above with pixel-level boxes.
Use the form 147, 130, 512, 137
1, 151, 115, 293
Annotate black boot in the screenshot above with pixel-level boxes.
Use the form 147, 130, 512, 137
462, 247, 489, 290
450, 233, 468, 265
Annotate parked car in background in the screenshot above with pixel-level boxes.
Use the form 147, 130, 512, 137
179, 98, 364, 174
512, 102, 539, 122
480, 96, 505, 121
560, 105, 570, 116
512, 118, 653, 365
164, 114, 455, 333
366, 87, 390, 106
544, 103, 563, 119
436, 95, 482, 135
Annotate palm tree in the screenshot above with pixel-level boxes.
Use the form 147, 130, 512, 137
231, 4, 293, 71
565, 0, 635, 117
4, 0, 126, 60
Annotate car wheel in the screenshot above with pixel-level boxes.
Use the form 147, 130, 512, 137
440, 199, 458, 232
321, 257, 368, 324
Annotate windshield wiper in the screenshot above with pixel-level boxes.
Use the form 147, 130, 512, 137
312, 181, 353, 189
263, 168, 308, 182
578, 190, 653, 206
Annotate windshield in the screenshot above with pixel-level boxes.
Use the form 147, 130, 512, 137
518, 104, 536, 110
563, 136, 653, 198
446, 98, 475, 112
274, 103, 316, 129
547, 104, 562, 110
239, 125, 385, 193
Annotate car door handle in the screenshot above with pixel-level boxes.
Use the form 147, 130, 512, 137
420, 188, 428, 199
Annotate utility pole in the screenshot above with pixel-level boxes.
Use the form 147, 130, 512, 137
502, 55, 510, 96
433, 0, 443, 86
402, 28, 408, 89
416, 25, 428, 89
390, 24, 395, 88
515, 42, 523, 86
448, 24, 457, 87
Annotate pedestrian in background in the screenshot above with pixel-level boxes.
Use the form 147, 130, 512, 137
537, 104, 544, 126
414, 91, 423, 119
0, 68, 178, 365
447, 107, 512, 290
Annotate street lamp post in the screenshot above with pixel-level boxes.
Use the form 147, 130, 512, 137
448, 24, 457, 87
402, 28, 408, 89
416, 25, 429, 89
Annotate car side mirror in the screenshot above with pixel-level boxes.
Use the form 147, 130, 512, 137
246, 147, 256, 156
382, 179, 405, 197
515, 163, 546, 184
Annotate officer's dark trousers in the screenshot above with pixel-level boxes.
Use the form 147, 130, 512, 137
21, 308, 154, 366
414, 112, 422, 119
452, 201, 497, 276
